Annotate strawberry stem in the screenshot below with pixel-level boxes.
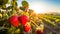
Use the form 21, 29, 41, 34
30, 20, 39, 27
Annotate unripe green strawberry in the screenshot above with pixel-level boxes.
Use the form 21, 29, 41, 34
9, 15, 19, 27
18, 15, 29, 26
0, 13, 2, 18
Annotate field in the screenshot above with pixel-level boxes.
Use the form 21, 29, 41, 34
0, 11, 60, 34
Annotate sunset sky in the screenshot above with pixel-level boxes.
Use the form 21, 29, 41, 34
17, 0, 60, 13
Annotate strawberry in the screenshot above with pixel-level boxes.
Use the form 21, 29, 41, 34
23, 23, 31, 33
36, 27, 43, 34
36, 30, 43, 34
9, 15, 19, 27
18, 15, 29, 26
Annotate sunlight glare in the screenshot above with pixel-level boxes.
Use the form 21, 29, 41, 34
29, 2, 47, 14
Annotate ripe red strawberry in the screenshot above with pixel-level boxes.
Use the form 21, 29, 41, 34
18, 15, 29, 26
23, 23, 31, 33
36, 27, 43, 34
36, 30, 43, 34
9, 15, 19, 27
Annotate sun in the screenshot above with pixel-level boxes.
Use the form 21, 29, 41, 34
29, 2, 47, 14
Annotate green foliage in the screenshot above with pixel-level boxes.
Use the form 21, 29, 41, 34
22, 0, 29, 8
0, 0, 9, 6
